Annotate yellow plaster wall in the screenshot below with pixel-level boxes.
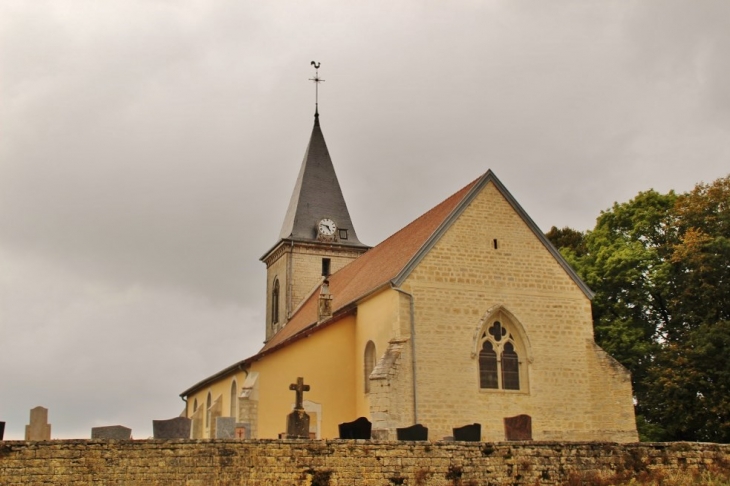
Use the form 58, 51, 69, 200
186, 370, 248, 436
250, 315, 358, 439
353, 289, 401, 418
403, 181, 637, 442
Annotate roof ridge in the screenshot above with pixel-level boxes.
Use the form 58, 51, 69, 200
369, 175, 482, 252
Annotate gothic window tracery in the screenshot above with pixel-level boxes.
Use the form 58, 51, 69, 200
478, 320, 522, 390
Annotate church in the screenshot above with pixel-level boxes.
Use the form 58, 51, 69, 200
180, 104, 638, 442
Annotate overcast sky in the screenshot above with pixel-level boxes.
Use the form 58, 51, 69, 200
1, 1, 729, 439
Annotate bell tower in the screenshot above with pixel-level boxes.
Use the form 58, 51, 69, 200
261, 65, 368, 341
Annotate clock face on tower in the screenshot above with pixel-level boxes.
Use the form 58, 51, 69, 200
318, 218, 337, 239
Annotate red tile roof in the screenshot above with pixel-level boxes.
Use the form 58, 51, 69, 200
258, 177, 480, 354
181, 169, 596, 397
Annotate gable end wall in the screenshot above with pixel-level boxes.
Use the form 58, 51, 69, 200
403, 181, 637, 441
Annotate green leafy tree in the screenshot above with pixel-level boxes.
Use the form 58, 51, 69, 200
581, 190, 676, 429
642, 177, 730, 442
548, 176, 730, 442
545, 226, 587, 258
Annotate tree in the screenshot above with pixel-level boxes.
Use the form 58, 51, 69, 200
643, 320, 730, 442
641, 177, 730, 441
548, 176, 730, 442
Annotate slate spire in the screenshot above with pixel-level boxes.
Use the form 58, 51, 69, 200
278, 112, 365, 246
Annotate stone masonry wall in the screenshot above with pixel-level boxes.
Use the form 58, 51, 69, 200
288, 245, 363, 317
403, 182, 638, 441
1, 440, 728, 485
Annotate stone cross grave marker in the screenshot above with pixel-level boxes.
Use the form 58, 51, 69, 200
25, 406, 51, 440
286, 377, 311, 439
290, 377, 310, 410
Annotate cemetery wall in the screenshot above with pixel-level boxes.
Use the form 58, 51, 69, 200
1, 439, 729, 485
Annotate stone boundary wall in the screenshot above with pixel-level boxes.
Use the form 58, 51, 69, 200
1, 439, 728, 485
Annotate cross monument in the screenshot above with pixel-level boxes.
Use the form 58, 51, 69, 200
289, 377, 310, 411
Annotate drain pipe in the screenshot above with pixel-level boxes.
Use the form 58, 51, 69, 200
392, 286, 418, 424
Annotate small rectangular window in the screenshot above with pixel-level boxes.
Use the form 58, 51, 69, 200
493, 239, 499, 250
322, 258, 331, 277
339, 229, 348, 240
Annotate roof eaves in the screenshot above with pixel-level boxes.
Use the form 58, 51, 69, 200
257, 304, 358, 358
181, 304, 359, 398
179, 359, 252, 398
261, 238, 370, 263
391, 171, 490, 287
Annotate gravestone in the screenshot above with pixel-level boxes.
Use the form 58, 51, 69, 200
504, 414, 532, 441
396, 424, 428, 441
25, 406, 51, 440
153, 417, 192, 439
0, 421, 5, 440
91, 425, 132, 440
215, 417, 236, 439
235, 423, 249, 439
453, 423, 481, 442
286, 377, 310, 439
338, 417, 372, 439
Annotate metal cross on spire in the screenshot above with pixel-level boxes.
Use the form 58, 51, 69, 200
309, 61, 324, 115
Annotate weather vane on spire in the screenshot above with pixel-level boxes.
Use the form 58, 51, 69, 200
309, 61, 324, 115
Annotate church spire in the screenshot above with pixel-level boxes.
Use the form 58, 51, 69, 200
278, 109, 364, 246
261, 65, 368, 336
277, 64, 365, 247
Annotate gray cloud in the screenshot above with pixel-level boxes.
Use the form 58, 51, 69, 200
1, 0, 728, 438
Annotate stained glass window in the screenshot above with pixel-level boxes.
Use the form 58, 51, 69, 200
478, 319, 522, 391
479, 341, 498, 389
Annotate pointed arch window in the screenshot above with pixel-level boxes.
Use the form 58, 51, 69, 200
478, 341, 498, 389
272, 278, 280, 326
230, 379, 238, 419
478, 320, 522, 391
364, 341, 376, 393
205, 392, 212, 429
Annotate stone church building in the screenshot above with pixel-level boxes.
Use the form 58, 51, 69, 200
180, 109, 638, 442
